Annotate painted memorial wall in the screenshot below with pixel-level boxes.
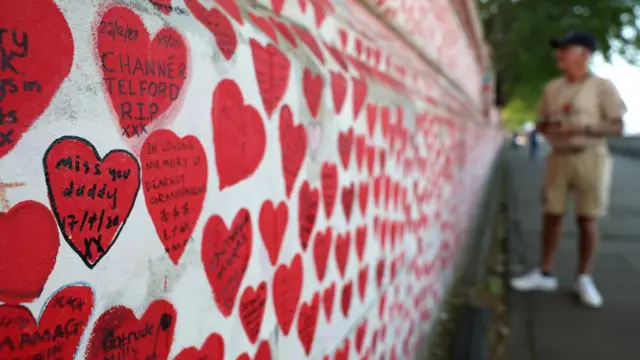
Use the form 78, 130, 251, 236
0, 0, 503, 359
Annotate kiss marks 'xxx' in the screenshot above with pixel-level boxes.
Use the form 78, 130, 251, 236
86, 299, 176, 360
302, 68, 323, 119
330, 71, 347, 114
186, 0, 237, 60
273, 254, 303, 335
250, 40, 291, 118
298, 181, 319, 251
278, 105, 306, 198
0, 0, 74, 159
297, 293, 320, 355
239, 282, 267, 344
43, 136, 141, 268
212, 79, 266, 189
312, 228, 332, 282
0, 284, 94, 360
97, 6, 189, 138
259, 200, 288, 266
141, 130, 207, 265
174, 332, 224, 359
0, 201, 59, 304
320, 162, 338, 220
338, 129, 353, 170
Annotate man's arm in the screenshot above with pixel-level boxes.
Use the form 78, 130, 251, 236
586, 79, 626, 137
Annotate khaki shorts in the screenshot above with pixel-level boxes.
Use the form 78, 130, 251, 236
542, 146, 612, 217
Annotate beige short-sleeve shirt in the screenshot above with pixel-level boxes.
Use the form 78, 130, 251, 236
537, 75, 626, 149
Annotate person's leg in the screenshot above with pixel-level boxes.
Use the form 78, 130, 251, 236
576, 216, 598, 274
540, 213, 564, 272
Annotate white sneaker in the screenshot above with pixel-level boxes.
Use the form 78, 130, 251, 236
511, 269, 558, 292
575, 274, 603, 308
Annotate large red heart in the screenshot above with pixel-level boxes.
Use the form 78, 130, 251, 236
86, 299, 176, 360
338, 129, 354, 170
303, 68, 323, 119
237, 341, 272, 360
297, 293, 320, 355
322, 282, 335, 322
341, 183, 355, 223
186, 0, 237, 60
351, 76, 367, 119
174, 332, 224, 359
334, 231, 351, 278
358, 181, 369, 216
334, 338, 350, 360
212, 79, 266, 189
330, 72, 348, 114
248, 12, 279, 44
312, 227, 332, 282
43, 136, 140, 268
239, 282, 267, 344
250, 39, 291, 118
354, 225, 366, 262
141, 129, 207, 265
340, 280, 353, 317
214, 0, 243, 24
201, 209, 253, 317
0, 201, 59, 304
0, 0, 73, 159
279, 105, 306, 198
0, 285, 93, 359
357, 266, 368, 301
320, 162, 338, 220
298, 181, 319, 251
97, 6, 188, 139
273, 253, 303, 335
259, 200, 288, 266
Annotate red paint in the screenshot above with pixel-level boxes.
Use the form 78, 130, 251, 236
357, 266, 368, 301
141, 130, 207, 265
186, 0, 237, 60
0, 201, 59, 304
352, 77, 367, 119
273, 254, 303, 335
239, 282, 267, 344
355, 320, 367, 353
298, 181, 319, 251
334, 338, 350, 360
297, 293, 320, 355
278, 105, 307, 197
212, 79, 266, 189
201, 209, 253, 317
322, 282, 336, 321
292, 26, 325, 63
303, 68, 323, 119
259, 200, 288, 266
214, 0, 244, 24
338, 129, 354, 170
248, 13, 279, 44
44, 136, 140, 268
250, 39, 291, 117
340, 280, 353, 317
334, 232, 351, 278
354, 135, 365, 171
270, 18, 298, 47
354, 225, 366, 262
174, 333, 224, 359
320, 162, 338, 220
313, 228, 332, 282
330, 71, 348, 114
97, 6, 188, 138
341, 183, 355, 223
86, 299, 176, 360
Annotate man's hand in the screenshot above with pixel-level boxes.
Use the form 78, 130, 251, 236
545, 122, 584, 138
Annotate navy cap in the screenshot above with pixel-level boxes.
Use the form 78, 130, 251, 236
550, 31, 597, 52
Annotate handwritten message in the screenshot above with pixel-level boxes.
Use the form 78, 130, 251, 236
239, 282, 267, 344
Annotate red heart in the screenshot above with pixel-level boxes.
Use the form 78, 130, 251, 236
334, 232, 351, 278
376, 259, 385, 289
298, 181, 319, 251
278, 105, 307, 198
357, 266, 368, 301
371, 329, 379, 351
292, 25, 325, 63
313, 228, 333, 282
393, 182, 401, 209
322, 282, 336, 322
259, 200, 288, 266
338, 28, 348, 49
141, 130, 207, 265
366, 103, 377, 138
298, 0, 308, 12
273, 253, 303, 335
0, 285, 93, 359
340, 280, 353, 317
186, 0, 237, 60
297, 293, 320, 355
383, 177, 392, 209
357, 182, 369, 216
212, 79, 266, 189
352, 76, 367, 119
44, 136, 140, 268
250, 39, 291, 117
174, 333, 224, 359
341, 183, 355, 223
381, 110, 391, 140
355, 320, 368, 353
0, 0, 73, 159
98, 7, 188, 138
237, 341, 272, 360
379, 219, 388, 248
201, 209, 253, 317
214, 0, 243, 24
355, 135, 366, 171
354, 38, 363, 57
303, 68, 323, 119
366, 146, 376, 175
338, 129, 354, 170
373, 176, 382, 206
270, 18, 298, 47
149, 0, 172, 15
311, 0, 329, 28
0, 201, 59, 304
239, 282, 268, 344
248, 12, 279, 44
86, 299, 176, 360
320, 162, 338, 219
334, 338, 350, 360
330, 72, 348, 114
354, 225, 366, 262
271, 0, 286, 14
378, 149, 386, 172
390, 258, 398, 280
378, 294, 386, 319
324, 42, 349, 71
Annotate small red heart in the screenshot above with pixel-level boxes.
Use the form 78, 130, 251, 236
250, 39, 291, 117
340, 280, 353, 317
366, 145, 376, 175
378, 149, 386, 172
338, 128, 354, 170
292, 25, 325, 63
278, 105, 307, 197
355, 225, 366, 261
237, 341, 272, 360
373, 176, 382, 206
270, 18, 298, 47
248, 12, 279, 44
330, 71, 348, 114
355, 320, 368, 353
174, 332, 224, 360
320, 162, 339, 220
352, 76, 368, 119
313, 228, 332, 282
357, 266, 368, 301
335, 232, 351, 278
366, 103, 377, 138
239, 282, 268, 344
355, 135, 366, 171
378, 294, 386, 319
214, 0, 243, 24
303, 68, 324, 119
271, 0, 286, 14
186, 0, 237, 60
259, 200, 288, 266
334, 338, 350, 360
298, 181, 319, 251
298, 0, 308, 12
273, 254, 303, 335
357, 181, 369, 216
322, 282, 336, 322
341, 183, 355, 223
338, 28, 348, 49
376, 259, 385, 289
297, 293, 320, 355
324, 42, 350, 71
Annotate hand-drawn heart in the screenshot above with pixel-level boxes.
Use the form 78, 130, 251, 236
0, 284, 93, 359
330, 72, 348, 114
214, 0, 243, 24
322, 282, 335, 321
0, 0, 73, 159
334, 338, 350, 360
297, 293, 320, 355
174, 332, 224, 359
307, 122, 322, 159
86, 299, 176, 360
355, 135, 366, 171
201, 208, 253, 317
239, 282, 268, 344
292, 25, 325, 64
273, 253, 303, 335
186, 0, 237, 60
366, 145, 376, 175
250, 39, 291, 118
270, 0, 286, 14
212, 79, 266, 189
352, 76, 367, 119
259, 200, 288, 266
237, 341, 272, 360
355, 225, 366, 262
379, 149, 386, 172
248, 12, 279, 44
340, 280, 353, 317
334, 232, 351, 278
338, 128, 353, 170
298, 181, 319, 250
303, 68, 323, 119
278, 105, 307, 197
341, 183, 355, 223
312, 227, 332, 282
365, 103, 377, 138
373, 176, 382, 206
357, 181, 369, 216
141, 130, 207, 265
320, 162, 338, 219
376, 259, 385, 289
97, 6, 188, 139
270, 18, 298, 47
0, 201, 59, 304
44, 136, 140, 268
357, 266, 368, 301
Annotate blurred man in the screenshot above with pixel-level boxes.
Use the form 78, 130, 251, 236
510, 31, 626, 308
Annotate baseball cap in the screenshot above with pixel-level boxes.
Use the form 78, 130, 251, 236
550, 31, 597, 52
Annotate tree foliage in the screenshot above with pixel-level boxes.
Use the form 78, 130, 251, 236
479, 0, 640, 128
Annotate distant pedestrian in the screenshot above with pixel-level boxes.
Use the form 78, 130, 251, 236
511, 131, 519, 148
510, 31, 626, 308
529, 130, 539, 159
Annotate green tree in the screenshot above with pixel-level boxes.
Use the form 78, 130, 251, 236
479, 0, 640, 129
